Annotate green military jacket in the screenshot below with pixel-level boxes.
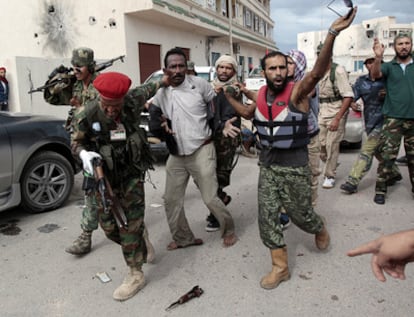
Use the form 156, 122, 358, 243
71, 81, 162, 185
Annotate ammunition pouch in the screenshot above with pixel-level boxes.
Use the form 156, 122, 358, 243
127, 129, 155, 177
99, 145, 114, 171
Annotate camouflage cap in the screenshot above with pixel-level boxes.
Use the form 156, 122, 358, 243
71, 47, 94, 67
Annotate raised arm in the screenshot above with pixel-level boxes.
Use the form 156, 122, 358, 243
292, 7, 358, 111
224, 90, 256, 120
371, 38, 385, 79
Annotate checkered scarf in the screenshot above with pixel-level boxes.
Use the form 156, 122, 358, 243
287, 49, 307, 82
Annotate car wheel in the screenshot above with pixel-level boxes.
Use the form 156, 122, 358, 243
20, 151, 74, 213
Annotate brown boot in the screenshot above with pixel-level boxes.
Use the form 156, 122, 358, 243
113, 266, 146, 301
260, 247, 290, 289
65, 230, 92, 255
315, 218, 330, 250
143, 228, 155, 263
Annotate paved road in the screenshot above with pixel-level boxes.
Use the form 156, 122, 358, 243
1, 148, 413, 317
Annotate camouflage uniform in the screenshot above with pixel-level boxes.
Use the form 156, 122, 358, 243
71, 81, 160, 266
255, 86, 325, 249
258, 164, 323, 248
211, 89, 241, 193
373, 54, 414, 201
43, 48, 102, 254
375, 117, 414, 195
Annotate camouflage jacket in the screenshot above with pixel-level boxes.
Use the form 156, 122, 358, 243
43, 72, 99, 106
71, 81, 162, 185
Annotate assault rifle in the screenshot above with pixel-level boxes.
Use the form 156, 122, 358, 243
93, 157, 128, 230
28, 55, 125, 94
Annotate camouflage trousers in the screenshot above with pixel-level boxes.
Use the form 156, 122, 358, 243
347, 127, 401, 186
258, 164, 323, 249
375, 117, 414, 194
80, 193, 99, 232
214, 134, 240, 189
97, 177, 147, 268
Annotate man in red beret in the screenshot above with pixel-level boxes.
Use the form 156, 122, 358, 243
71, 71, 166, 301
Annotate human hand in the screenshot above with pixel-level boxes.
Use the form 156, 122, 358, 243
347, 230, 414, 282
79, 150, 102, 176
330, 6, 357, 34
70, 96, 81, 108
373, 38, 385, 58
350, 102, 361, 112
161, 74, 171, 88
328, 117, 339, 131
222, 117, 241, 138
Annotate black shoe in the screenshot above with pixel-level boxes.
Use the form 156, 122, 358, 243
374, 194, 385, 205
218, 191, 232, 206
205, 214, 220, 232
340, 182, 358, 194
386, 174, 403, 186
279, 213, 290, 230
396, 156, 408, 165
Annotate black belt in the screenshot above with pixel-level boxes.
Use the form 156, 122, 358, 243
319, 96, 342, 103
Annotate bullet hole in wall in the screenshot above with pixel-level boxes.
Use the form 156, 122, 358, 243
34, 33, 38, 38
48, 5, 55, 14
89, 16, 97, 25
108, 18, 117, 29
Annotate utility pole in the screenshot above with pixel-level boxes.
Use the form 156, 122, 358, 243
229, 0, 233, 56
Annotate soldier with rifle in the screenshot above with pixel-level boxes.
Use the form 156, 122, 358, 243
71, 71, 167, 301
39, 47, 154, 261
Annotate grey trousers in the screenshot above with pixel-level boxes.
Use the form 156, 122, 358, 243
163, 143, 235, 245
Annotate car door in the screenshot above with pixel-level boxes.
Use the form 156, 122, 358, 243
0, 114, 13, 195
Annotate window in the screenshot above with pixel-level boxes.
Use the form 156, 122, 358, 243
212, 52, 220, 66
383, 30, 388, 38
245, 8, 251, 27
221, 0, 227, 17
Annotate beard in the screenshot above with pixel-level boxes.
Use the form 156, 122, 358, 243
266, 76, 288, 94
396, 50, 412, 61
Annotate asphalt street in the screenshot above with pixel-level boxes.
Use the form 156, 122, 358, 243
1, 148, 413, 317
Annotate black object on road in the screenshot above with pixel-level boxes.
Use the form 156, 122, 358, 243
165, 285, 204, 311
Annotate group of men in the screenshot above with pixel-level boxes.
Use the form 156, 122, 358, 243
42, 4, 414, 303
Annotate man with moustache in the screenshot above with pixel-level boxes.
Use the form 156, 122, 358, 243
205, 55, 241, 232
71, 72, 165, 301
149, 47, 238, 248
371, 33, 414, 204
45, 48, 155, 260
224, 8, 357, 289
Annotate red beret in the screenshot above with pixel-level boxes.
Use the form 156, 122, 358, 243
93, 72, 131, 100
0, 67, 6, 72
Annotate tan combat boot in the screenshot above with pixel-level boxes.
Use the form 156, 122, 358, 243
315, 223, 330, 250
143, 228, 155, 263
260, 247, 290, 289
113, 266, 146, 301
65, 230, 92, 255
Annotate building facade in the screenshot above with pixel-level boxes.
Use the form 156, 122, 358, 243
297, 16, 413, 82
0, 0, 275, 116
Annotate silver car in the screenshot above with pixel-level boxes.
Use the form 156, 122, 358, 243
0, 111, 78, 213
341, 108, 364, 149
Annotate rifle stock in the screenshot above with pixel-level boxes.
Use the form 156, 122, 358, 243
93, 158, 128, 230
28, 55, 126, 94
